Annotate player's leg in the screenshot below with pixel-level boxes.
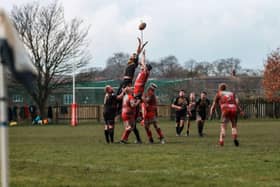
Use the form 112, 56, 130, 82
198, 120, 205, 137
108, 121, 115, 143
103, 113, 110, 143
120, 121, 132, 143
196, 114, 203, 137
186, 118, 191, 136
175, 115, 180, 136
133, 123, 142, 144
152, 121, 165, 144
144, 122, 153, 143
219, 117, 228, 146
231, 112, 239, 146
178, 116, 185, 135
133, 106, 142, 144
186, 111, 195, 136
199, 112, 207, 137
104, 122, 110, 144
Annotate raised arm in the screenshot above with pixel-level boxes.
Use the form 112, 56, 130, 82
136, 37, 148, 55
140, 50, 146, 67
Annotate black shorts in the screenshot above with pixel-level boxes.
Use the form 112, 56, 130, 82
188, 110, 196, 121
104, 119, 115, 125
175, 113, 186, 123
196, 112, 207, 121
103, 113, 115, 125
117, 79, 133, 95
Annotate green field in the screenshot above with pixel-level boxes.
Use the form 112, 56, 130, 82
7, 119, 280, 187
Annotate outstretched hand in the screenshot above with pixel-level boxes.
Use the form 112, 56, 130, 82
141, 41, 148, 50
137, 37, 141, 45
137, 37, 148, 54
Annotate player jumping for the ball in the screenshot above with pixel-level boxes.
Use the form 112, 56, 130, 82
116, 38, 148, 96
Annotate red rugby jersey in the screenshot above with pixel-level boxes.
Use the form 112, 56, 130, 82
122, 94, 137, 121
134, 69, 149, 96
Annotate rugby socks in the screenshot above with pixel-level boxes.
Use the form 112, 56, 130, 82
198, 122, 204, 137
104, 130, 110, 143
133, 127, 142, 142
176, 126, 180, 135
145, 128, 154, 143
232, 127, 239, 146
219, 124, 226, 146
186, 122, 190, 136
233, 139, 239, 146
145, 128, 153, 139
109, 128, 114, 143
198, 122, 201, 135
232, 127, 238, 140
179, 125, 184, 135
121, 129, 131, 141
156, 128, 164, 139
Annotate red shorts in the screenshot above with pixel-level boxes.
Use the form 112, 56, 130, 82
221, 104, 237, 123
143, 117, 157, 125
122, 113, 135, 122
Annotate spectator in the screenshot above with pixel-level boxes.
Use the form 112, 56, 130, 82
32, 112, 42, 125
47, 106, 53, 123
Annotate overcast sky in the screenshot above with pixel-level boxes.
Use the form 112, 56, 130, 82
2, 0, 280, 70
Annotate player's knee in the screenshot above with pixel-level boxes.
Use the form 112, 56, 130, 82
125, 125, 132, 131
220, 124, 226, 135
232, 127, 237, 134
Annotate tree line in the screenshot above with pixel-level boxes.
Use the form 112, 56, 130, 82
76, 52, 262, 81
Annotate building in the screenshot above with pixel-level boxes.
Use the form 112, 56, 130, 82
8, 76, 263, 107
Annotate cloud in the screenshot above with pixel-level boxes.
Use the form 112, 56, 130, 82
2, 0, 280, 69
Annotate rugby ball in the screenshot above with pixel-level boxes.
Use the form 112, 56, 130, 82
139, 22, 147, 30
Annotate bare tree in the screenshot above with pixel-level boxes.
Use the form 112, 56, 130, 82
184, 59, 197, 78
193, 62, 214, 77
76, 67, 103, 82
157, 55, 185, 79
212, 58, 241, 76
103, 52, 129, 80
11, 1, 90, 116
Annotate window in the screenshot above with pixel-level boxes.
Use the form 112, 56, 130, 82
63, 94, 73, 105
12, 95, 23, 103
49, 95, 55, 104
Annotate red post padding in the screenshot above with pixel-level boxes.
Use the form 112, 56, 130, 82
71, 103, 78, 126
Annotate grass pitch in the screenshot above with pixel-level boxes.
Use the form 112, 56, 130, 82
8, 119, 280, 187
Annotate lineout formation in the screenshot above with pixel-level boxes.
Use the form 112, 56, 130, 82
102, 22, 244, 147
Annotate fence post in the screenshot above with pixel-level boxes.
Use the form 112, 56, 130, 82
55, 103, 59, 124
97, 105, 100, 122
273, 102, 275, 118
